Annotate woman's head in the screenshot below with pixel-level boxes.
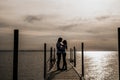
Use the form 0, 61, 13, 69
63, 40, 67, 49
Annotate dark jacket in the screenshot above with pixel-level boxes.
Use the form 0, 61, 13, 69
56, 42, 62, 54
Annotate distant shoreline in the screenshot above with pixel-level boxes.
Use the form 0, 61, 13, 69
0, 50, 117, 52
0, 50, 45, 52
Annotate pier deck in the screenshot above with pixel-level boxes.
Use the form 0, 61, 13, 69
47, 59, 82, 80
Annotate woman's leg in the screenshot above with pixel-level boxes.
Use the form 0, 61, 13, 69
62, 53, 67, 70
62, 53, 65, 69
64, 53, 67, 70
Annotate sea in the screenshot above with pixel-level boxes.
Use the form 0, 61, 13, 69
76, 51, 119, 80
0, 51, 119, 80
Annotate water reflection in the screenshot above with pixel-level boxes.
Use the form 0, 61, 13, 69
77, 51, 119, 80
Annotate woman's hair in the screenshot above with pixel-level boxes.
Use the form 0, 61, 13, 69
63, 40, 67, 49
57, 37, 62, 42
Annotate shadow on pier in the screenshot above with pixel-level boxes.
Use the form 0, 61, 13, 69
47, 59, 81, 80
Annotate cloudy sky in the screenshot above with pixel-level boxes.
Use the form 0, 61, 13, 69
0, 0, 120, 50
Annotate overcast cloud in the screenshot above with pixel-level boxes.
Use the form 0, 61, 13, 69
0, 0, 120, 50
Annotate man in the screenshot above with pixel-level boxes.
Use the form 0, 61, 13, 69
56, 37, 62, 70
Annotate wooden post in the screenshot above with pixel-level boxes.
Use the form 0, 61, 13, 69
70, 48, 71, 62
53, 48, 55, 63
50, 47, 53, 70
70, 48, 72, 62
13, 29, 19, 80
74, 46, 76, 67
81, 42, 84, 77
44, 43, 47, 79
118, 28, 120, 80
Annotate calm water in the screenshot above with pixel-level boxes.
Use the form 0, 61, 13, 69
0, 51, 119, 80
76, 51, 119, 80
0, 51, 46, 80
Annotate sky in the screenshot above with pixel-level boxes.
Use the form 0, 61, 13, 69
0, 0, 120, 50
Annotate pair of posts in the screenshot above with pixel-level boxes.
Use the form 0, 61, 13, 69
69, 43, 84, 77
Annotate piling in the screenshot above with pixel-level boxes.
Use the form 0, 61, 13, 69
44, 43, 47, 79
53, 48, 55, 63
118, 28, 120, 80
81, 42, 84, 77
74, 47, 76, 67
50, 47, 53, 70
70, 48, 72, 62
13, 29, 19, 80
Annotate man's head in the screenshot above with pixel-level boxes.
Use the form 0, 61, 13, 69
58, 37, 62, 42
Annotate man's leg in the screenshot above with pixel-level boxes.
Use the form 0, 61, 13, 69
57, 53, 61, 70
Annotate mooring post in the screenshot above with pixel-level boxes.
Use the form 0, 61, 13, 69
50, 47, 53, 70
81, 42, 84, 77
13, 29, 19, 80
70, 48, 72, 62
44, 43, 47, 79
118, 28, 120, 80
53, 48, 55, 63
74, 46, 76, 67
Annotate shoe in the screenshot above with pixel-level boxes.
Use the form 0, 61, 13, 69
64, 67, 67, 70
64, 68, 67, 70
61, 68, 64, 71
57, 68, 61, 71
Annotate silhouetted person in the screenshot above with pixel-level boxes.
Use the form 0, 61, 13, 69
56, 37, 63, 70
61, 40, 67, 70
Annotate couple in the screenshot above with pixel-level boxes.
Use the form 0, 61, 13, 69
56, 37, 67, 71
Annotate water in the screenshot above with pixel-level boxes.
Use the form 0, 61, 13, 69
0, 51, 119, 80
0, 51, 49, 80
76, 51, 119, 80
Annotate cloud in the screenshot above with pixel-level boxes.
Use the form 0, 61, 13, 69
0, 22, 10, 28
58, 23, 78, 31
0, 0, 120, 50
24, 14, 60, 23
95, 15, 120, 23
55, 17, 89, 31
24, 15, 43, 23
96, 16, 111, 21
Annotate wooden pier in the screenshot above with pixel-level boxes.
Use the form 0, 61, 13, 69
47, 59, 82, 80
12, 29, 85, 80
1, 29, 119, 80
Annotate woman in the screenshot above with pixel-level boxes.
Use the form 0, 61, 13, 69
61, 40, 67, 70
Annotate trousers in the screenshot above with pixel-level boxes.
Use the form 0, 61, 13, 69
57, 53, 61, 69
